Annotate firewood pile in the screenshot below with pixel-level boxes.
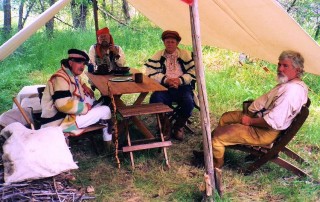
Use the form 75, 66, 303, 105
0, 151, 95, 201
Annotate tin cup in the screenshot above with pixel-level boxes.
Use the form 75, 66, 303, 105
242, 100, 253, 114
134, 73, 143, 83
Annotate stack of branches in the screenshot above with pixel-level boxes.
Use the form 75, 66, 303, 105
0, 149, 95, 201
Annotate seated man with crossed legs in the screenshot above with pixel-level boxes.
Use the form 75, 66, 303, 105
211, 50, 308, 192
40, 49, 113, 153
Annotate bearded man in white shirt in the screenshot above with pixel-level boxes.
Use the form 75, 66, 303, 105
212, 50, 308, 169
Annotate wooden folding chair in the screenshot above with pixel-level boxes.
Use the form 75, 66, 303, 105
169, 103, 200, 134
168, 88, 200, 134
228, 98, 311, 177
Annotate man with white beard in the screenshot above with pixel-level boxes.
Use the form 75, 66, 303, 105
209, 50, 308, 192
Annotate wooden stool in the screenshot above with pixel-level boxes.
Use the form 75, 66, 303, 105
117, 103, 173, 169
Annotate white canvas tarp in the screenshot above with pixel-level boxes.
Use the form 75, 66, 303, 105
1, 0, 320, 75
128, 0, 320, 75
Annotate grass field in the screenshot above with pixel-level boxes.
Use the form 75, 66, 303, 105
1, 16, 320, 201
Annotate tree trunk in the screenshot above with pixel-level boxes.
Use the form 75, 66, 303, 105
79, 3, 88, 30
18, 1, 24, 31
122, 0, 130, 23
315, 22, 320, 40
19, 1, 36, 30
71, 0, 80, 28
3, 0, 12, 37
110, 0, 114, 14
70, 0, 87, 30
102, 0, 107, 21
287, 0, 297, 12
45, 0, 56, 37
40, 0, 55, 37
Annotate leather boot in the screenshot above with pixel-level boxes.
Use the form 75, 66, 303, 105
173, 128, 184, 141
160, 114, 171, 140
173, 115, 189, 141
214, 167, 224, 196
213, 157, 224, 168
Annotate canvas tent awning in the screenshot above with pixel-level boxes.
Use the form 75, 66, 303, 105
128, 0, 320, 75
1, 0, 320, 75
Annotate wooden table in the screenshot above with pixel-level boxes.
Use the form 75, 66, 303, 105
86, 69, 167, 138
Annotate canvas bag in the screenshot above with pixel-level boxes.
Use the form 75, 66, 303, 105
1, 122, 78, 184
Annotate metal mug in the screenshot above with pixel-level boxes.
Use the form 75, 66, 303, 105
242, 100, 253, 114
134, 73, 143, 83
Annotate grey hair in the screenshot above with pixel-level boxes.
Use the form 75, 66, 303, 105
278, 50, 304, 77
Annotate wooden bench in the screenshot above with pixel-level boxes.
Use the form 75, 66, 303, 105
117, 103, 173, 169
36, 87, 107, 155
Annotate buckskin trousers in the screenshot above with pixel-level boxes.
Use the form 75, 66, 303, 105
212, 110, 280, 168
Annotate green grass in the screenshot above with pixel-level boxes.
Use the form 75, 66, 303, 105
1, 15, 320, 201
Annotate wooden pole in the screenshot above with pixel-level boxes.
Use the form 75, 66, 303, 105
189, 0, 215, 198
92, 0, 99, 43
12, 97, 35, 130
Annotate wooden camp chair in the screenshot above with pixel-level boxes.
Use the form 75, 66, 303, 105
169, 102, 200, 134
228, 98, 311, 177
168, 90, 200, 134
35, 87, 107, 154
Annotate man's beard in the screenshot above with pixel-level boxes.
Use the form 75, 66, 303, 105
277, 73, 289, 84
101, 41, 110, 47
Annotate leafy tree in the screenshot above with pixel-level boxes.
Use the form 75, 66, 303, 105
3, 0, 11, 37
70, 0, 89, 30
277, 0, 320, 40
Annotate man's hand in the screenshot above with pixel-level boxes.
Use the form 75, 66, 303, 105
85, 103, 92, 114
166, 78, 181, 89
109, 44, 119, 55
242, 115, 270, 128
241, 115, 251, 126
82, 84, 94, 98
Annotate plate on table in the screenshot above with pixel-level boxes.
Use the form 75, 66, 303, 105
109, 77, 133, 82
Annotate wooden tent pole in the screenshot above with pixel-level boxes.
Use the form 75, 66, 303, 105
189, 0, 215, 198
92, 0, 99, 43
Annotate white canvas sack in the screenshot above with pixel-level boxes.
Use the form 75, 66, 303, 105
1, 122, 78, 184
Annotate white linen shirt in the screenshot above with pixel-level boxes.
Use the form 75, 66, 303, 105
248, 79, 308, 130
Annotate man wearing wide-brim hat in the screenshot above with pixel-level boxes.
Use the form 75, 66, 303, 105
144, 30, 196, 141
40, 49, 113, 144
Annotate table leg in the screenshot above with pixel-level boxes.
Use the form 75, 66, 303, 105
133, 93, 148, 105
156, 114, 170, 167
125, 119, 135, 169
